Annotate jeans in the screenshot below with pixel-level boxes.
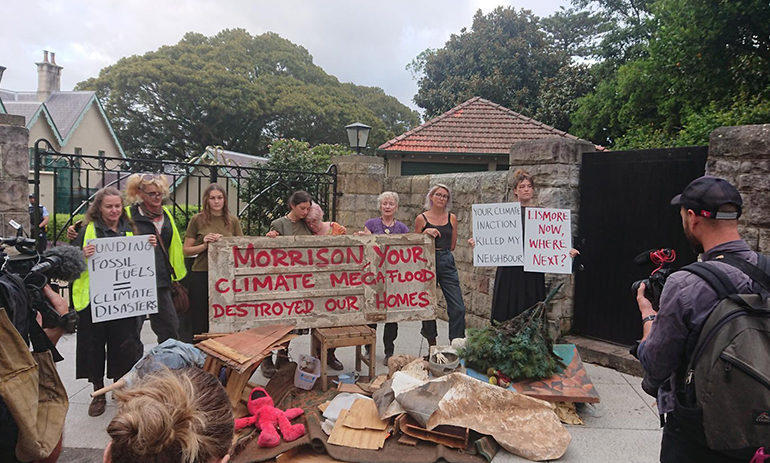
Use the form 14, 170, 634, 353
422, 249, 466, 342
661, 413, 747, 463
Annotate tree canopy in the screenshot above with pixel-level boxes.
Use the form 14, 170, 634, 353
410, 0, 770, 148
77, 29, 420, 160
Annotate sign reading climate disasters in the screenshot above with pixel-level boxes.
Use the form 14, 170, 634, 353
89, 235, 158, 323
208, 234, 437, 331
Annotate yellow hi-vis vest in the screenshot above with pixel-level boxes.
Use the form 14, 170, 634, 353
125, 205, 187, 282
71, 222, 133, 311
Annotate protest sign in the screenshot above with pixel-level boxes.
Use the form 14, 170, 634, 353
523, 208, 572, 274
88, 235, 158, 323
471, 202, 524, 267
208, 234, 437, 331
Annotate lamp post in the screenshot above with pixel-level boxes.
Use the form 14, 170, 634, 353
345, 122, 371, 155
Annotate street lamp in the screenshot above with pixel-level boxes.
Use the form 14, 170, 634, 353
345, 122, 371, 155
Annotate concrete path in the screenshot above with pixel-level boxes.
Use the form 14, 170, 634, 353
56, 319, 661, 463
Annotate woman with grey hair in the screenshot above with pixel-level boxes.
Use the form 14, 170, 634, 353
414, 184, 466, 345
357, 191, 410, 365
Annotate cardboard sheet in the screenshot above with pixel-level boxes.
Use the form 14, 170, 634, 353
341, 399, 388, 431
327, 409, 389, 450
198, 324, 296, 373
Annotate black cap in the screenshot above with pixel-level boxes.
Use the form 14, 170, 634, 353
28, 193, 34, 197
671, 176, 742, 220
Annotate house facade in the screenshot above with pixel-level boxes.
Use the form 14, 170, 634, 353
0, 51, 126, 212
377, 97, 602, 177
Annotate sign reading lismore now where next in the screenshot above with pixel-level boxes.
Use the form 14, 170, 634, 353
208, 234, 438, 331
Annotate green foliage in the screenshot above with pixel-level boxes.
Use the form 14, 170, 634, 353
458, 300, 564, 381
264, 138, 353, 172
48, 214, 85, 244
169, 205, 201, 236
76, 29, 419, 161
535, 63, 597, 132
410, 6, 561, 118
540, 7, 612, 59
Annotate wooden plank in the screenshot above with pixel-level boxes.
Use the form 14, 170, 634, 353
327, 409, 388, 450
341, 399, 387, 431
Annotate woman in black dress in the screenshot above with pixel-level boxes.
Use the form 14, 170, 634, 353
471, 170, 579, 323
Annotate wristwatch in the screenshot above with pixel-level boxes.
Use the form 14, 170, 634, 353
642, 314, 656, 324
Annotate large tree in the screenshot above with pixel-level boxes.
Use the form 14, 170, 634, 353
408, 7, 562, 119
76, 29, 420, 160
570, 0, 770, 148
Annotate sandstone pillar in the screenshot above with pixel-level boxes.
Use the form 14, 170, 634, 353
0, 114, 31, 237
508, 138, 595, 337
331, 155, 385, 231
708, 124, 770, 253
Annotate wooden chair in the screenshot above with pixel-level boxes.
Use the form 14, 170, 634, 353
311, 325, 376, 391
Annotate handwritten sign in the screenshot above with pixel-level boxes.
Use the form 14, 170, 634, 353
523, 208, 572, 274
208, 234, 437, 331
471, 202, 524, 267
88, 235, 158, 323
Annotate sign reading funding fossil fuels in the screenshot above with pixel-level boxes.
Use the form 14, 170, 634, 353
88, 235, 158, 323
208, 234, 437, 331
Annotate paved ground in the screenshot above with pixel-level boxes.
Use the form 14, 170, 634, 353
56, 319, 661, 463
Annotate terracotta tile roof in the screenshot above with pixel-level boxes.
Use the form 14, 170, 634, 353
378, 97, 603, 154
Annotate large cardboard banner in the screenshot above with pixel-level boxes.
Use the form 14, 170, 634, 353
523, 208, 572, 274
471, 202, 524, 267
88, 235, 158, 323
208, 234, 437, 331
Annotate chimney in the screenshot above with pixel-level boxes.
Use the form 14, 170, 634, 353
36, 50, 63, 102
0, 66, 5, 87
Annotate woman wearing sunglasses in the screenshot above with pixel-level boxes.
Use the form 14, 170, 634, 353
124, 173, 187, 343
415, 184, 466, 346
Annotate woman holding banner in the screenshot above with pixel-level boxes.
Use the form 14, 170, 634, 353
357, 191, 409, 365
181, 184, 243, 343
124, 173, 188, 343
415, 184, 466, 346
260, 191, 349, 377
469, 170, 579, 323
71, 187, 155, 417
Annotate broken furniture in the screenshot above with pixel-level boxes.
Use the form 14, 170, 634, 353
311, 325, 375, 391
197, 324, 296, 409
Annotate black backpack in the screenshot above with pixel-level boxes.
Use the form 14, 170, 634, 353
676, 254, 770, 458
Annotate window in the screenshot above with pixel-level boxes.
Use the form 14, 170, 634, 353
98, 150, 105, 157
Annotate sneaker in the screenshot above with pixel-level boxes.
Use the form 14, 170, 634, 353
365, 345, 371, 356
327, 353, 344, 371
275, 349, 289, 369
88, 396, 106, 417
383, 354, 392, 367
260, 357, 276, 378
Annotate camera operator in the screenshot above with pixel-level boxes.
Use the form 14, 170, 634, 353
0, 281, 70, 463
635, 176, 767, 462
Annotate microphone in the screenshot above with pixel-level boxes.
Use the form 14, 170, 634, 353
30, 245, 87, 282
633, 249, 658, 266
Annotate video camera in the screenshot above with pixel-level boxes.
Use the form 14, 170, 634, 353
1, 221, 85, 335
631, 248, 677, 312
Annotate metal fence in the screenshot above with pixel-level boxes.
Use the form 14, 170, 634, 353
31, 139, 338, 245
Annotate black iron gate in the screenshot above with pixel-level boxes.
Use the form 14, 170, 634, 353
572, 146, 708, 345
31, 139, 338, 245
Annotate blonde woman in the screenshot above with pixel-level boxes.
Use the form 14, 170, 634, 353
181, 184, 243, 342
415, 184, 466, 345
104, 368, 233, 463
124, 174, 187, 343
304, 202, 346, 235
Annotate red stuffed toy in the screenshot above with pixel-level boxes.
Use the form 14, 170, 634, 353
234, 387, 306, 448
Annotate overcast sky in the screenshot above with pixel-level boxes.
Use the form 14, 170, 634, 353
2, 0, 571, 114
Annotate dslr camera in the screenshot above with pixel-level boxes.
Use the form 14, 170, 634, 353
631, 248, 677, 312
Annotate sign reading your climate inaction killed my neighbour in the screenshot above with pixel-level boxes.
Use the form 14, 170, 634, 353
208, 234, 438, 331
471, 202, 524, 267
88, 235, 158, 323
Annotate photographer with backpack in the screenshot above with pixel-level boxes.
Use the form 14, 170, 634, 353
636, 176, 770, 462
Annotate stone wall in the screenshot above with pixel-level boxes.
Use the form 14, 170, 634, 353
332, 138, 594, 335
0, 114, 31, 237
707, 124, 770, 254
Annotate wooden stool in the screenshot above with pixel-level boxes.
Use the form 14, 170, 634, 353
311, 326, 375, 391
